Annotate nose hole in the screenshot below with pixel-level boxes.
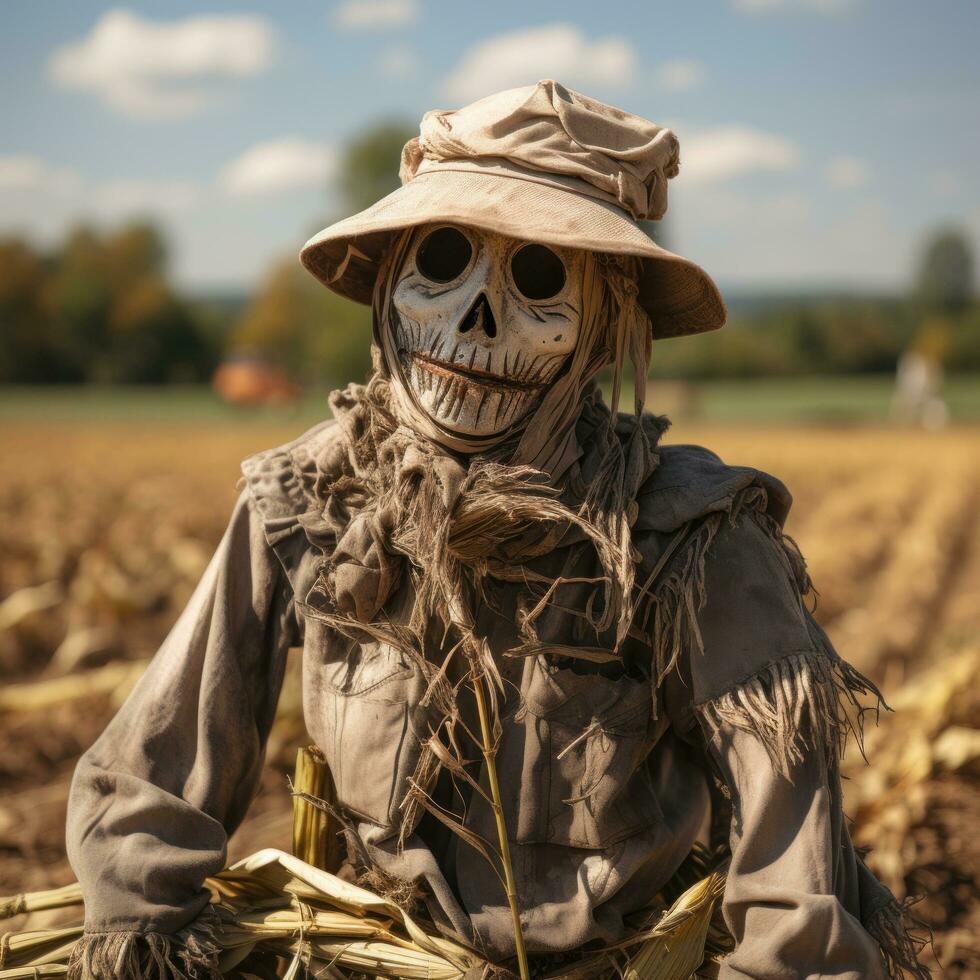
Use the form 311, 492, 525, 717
458, 293, 497, 338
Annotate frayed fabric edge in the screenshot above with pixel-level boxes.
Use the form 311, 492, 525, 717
640, 485, 771, 699
66, 910, 222, 980
696, 650, 886, 780
867, 897, 934, 980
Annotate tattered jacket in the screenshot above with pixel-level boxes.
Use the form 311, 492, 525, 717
66, 418, 919, 979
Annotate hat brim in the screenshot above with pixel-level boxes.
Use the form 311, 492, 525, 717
300, 169, 725, 339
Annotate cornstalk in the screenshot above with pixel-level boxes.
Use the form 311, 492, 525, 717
292, 745, 334, 871
462, 632, 530, 980
440, 563, 530, 978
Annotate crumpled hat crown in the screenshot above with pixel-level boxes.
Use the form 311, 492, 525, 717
301, 78, 724, 339
399, 79, 680, 222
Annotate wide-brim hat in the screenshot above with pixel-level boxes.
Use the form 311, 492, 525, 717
301, 80, 726, 339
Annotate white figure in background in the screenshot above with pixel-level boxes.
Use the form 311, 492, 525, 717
892, 349, 948, 430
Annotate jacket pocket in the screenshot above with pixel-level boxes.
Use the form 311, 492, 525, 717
302, 621, 427, 829
509, 658, 666, 849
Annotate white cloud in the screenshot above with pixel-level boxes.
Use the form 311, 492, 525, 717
442, 23, 635, 104
0, 155, 81, 194
0, 157, 199, 216
655, 59, 707, 93
826, 156, 869, 189
378, 43, 421, 78
332, 0, 419, 30
219, 139, 337, 197
0, 154, 202, 249
680, 126, 799, 184
48, 9, 276, 119
93, 179, 200, 215
731, 0, 857, 13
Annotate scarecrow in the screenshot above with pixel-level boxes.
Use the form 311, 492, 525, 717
64, 81, 927, 979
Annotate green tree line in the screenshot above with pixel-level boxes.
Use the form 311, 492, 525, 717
2, 121, 977, 386
0, 224, 221, 384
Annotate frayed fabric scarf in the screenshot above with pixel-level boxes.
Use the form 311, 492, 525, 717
310, 232, 663, 663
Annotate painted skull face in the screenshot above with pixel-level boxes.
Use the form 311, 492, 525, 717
390, 224, 584, 436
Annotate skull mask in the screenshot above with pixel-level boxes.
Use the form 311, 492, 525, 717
389, 224, 585, 436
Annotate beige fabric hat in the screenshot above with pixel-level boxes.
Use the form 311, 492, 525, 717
301, 79, 725, 339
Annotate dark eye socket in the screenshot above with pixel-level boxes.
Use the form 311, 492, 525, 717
416, 226, 473, 283
511, 243, 566, 300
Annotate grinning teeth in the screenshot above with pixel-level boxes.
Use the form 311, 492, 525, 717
493, 389, 508, 427
449, 378, 466, 421
457, 379, 472, 420
433, 376, 450, 414
393, 313, 573, 433
445, 378, 459, 420
438, 376, 453, 418
474, 387, 489, 423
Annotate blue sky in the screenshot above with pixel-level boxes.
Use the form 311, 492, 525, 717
1, 0, 978, 294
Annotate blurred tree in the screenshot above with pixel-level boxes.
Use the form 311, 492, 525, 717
0, 240, 51, 382
104, 222, 168, 288
233, 260, 316, 375
649, 298, 918, 381
0, 222, 217, 383
339, 120, 416, 213
230, 118, 415, 389
110, 275, 215, 383
821, 302, 905, 374
45, 226, 115, 380
916, 228, 975, 313
231, 260, 372, 387
946, 306, 980, 370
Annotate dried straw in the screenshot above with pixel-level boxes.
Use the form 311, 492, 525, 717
621, 872, 727, 979
0, 661, 146, 713
0, 752, 727, 979
289, 745, 342, 872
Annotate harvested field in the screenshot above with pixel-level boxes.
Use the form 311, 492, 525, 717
1, 419, 978, 976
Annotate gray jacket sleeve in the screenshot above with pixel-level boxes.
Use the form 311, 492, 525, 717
711, 727, 887, 979
682, 511, 901, 979
65, 491, 297, 975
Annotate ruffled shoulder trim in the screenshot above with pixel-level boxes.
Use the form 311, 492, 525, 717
633, 455, 885, 777
635, 443, 792, 533
239, 420, 351, 602
240, 419, 343, 543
